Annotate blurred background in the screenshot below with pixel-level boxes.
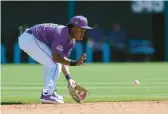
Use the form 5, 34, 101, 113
1, 1, 168, 64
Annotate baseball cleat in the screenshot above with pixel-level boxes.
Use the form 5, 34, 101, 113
40, 92, 64, 104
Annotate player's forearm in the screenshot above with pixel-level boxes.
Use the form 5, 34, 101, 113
62, 65, 72, 80
62, 65, 70, 75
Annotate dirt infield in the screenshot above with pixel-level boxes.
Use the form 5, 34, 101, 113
1, 101, 168, 114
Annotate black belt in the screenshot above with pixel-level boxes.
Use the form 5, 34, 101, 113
26, 29, 33, 34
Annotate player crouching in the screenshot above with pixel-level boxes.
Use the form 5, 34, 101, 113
18, 16, 92, 104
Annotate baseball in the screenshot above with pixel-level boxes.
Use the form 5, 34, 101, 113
133, 80, 140, 86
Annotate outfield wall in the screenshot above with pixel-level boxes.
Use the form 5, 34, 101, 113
1, 1, 167, 63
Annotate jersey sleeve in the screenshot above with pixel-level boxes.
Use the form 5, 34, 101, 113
51, 40, 64, 56
64, 42, 75, 58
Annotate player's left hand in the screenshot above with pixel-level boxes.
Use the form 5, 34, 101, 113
68, 79, 88, 103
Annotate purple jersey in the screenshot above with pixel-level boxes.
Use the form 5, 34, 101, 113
29, 23, 75, 57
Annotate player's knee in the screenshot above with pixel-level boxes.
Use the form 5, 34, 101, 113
49, 63, 62, 71
56, 63, 62, 72
56, 63, 62, 68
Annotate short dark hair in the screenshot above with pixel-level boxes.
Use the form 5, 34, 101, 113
67, 23, 74, 29
67, 23, 75, 33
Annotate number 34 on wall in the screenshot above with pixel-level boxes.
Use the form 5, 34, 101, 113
131, 1, 165, 13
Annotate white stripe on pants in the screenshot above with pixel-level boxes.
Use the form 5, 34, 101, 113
18, 32, 62, 95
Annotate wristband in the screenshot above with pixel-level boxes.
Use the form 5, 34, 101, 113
70, 60, 77, 66
65, 74, 71, 80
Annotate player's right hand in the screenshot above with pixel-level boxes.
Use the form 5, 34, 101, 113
76, 53, 86, 66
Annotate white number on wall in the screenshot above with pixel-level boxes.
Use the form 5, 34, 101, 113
132, 1, 164, 13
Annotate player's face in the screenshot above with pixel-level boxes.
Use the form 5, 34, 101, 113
71, 26, 86, 40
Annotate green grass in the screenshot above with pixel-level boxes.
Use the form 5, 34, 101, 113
1, 62, 168, 104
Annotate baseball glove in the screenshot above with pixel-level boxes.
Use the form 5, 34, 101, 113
68, 81, 88, 103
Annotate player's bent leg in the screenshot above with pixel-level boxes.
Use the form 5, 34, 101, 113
42, 64, 63, 104
52, 63, 62, 91
41, 63, 63, 103
40, 63, 64, 104
18, 32, 64, 104
43, 66, 48, 91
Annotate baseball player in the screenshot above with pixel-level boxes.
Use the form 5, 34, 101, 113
18, 16, 92, 104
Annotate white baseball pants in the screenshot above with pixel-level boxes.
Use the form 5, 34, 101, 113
18, 31, 62, 95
